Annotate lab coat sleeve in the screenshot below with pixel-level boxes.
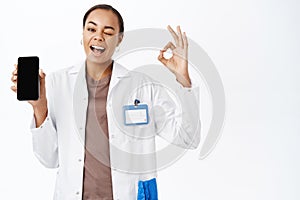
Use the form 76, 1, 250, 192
30, 73, 59, 168
153, 82, 201, 149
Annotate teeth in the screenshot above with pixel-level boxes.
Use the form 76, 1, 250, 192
92, 45, 105, 50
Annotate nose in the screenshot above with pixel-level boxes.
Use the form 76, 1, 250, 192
93, 32, 105, 42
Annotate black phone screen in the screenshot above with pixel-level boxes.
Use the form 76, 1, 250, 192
17, 56, 39, 101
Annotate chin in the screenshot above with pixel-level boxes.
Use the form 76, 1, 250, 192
86, 55, 111, 66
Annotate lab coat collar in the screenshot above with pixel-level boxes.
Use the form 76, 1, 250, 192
68, 60, 130, 79
71, 60, 130, 145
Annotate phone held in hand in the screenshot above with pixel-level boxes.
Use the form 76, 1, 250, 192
17, 56, 39, 101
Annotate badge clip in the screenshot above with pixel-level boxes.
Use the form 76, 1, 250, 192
134, 99, 140, 106
123, 99, 149, 126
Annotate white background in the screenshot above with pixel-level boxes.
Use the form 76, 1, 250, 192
0, 0, 299, 199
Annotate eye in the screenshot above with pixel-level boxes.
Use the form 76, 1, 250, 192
104, 32, 113, 36
87, 28, 96, 32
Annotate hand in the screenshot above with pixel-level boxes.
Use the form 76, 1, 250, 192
11, 64, 48, 127
158, 25, 191, 87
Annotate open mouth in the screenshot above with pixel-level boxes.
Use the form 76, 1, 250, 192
90, 45, 106, 55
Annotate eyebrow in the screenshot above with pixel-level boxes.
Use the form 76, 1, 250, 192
87, 21, 115, 31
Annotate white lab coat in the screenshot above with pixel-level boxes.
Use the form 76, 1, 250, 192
30, 61, 201, 200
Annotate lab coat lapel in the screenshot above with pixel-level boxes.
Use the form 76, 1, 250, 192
70, 62, 88, 144
107, 62, 130, 101
69, 61, 130, 102
67, 61, 130, 144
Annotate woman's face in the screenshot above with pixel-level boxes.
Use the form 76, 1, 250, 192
83, 9, 122, 65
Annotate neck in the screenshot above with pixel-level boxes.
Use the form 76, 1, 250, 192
86, 59, 113, 80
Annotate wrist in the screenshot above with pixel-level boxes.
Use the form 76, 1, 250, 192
32, 103, 48, 118
32, 101, 47, 112
175, 73, 192, 88
32, 104, 48, 128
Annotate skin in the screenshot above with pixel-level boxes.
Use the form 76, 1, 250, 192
83, 9, 123, 80
158, 25, 192, 88
11, 66, 47, 127
10, 8, 191, 128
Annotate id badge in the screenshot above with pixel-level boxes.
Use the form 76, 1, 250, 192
123, 104, 149, 126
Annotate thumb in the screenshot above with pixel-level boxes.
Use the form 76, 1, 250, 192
158, 50, 168, 66
39, 69, 46, 79
39, 69, 46, 96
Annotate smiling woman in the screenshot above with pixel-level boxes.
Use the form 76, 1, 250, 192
82, 5, 124, 80
10, 3, 201, 200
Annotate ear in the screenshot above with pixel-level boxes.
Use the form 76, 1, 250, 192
82, 25, 86, 36
117, 33, 124, 46
81, 31, 84, 45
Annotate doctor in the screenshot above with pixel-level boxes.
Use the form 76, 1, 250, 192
11, 4, 200, 200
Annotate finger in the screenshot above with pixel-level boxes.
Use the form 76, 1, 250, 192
39, 69, 46, 79
39, 69, 46, 96
157, 50, 168, 66
183, 32, 188, 48
14, 64, 18, 69
11, 75, 17, 82
177, 26, 184, 47
12, 70, 17, 76
163, 42, 176, 51
11, 85, 17, 93
167, 25, 179, 46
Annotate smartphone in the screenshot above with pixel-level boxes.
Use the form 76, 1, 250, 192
17, 56, 39, 101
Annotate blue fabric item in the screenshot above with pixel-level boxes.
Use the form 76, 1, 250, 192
137, 178, 158, 200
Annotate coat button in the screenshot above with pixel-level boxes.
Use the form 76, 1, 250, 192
78, 159, 82, 162
76, 191, 80, 195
